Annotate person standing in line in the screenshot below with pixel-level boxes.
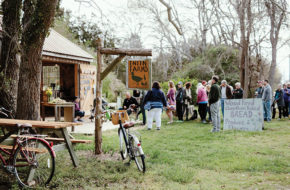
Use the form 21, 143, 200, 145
138, 90, 147, 125
262, 80, 272, 122
143, 82, 168, 130
176, 81, 185, 122
220, 80, 233, 117
282, 84, 289, 118
184, 82, 192, 121
197, 81, 208, 124
206, 82, 212, 122
255, 81, 263, 98
233, 82, 244, 99
166, 81, 176, 124
273, 84, 285, 120
287, 83, 290, 117
208, 76, 221, 132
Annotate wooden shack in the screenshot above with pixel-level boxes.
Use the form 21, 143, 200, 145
41, 29, 95, 114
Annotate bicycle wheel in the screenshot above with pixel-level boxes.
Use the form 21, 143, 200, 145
129, 137, 146, 172
118, 128, 128, 160
13, 138, 55, 188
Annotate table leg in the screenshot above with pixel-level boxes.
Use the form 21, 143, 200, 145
61, 128, 79, 167
54, 106, 58, 121
41, 105, 45, 121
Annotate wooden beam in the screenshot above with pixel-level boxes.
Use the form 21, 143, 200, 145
95, 38, 103, 155
100, 55, 126, 80
100, 48, 152, 56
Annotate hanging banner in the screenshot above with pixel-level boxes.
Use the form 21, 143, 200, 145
224, 98, 263, 131
126, 59, 152, 90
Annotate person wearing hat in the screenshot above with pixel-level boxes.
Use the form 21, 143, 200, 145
176, 81, 186, 122
255, 81, 263, 98
220, 80, 233, 117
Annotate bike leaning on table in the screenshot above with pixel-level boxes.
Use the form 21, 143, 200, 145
0, 107, 55, 188
114, 112, 146, 172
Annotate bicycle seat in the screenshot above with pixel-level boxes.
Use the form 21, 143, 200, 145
16, 123, 32, 129
123, 121, 135, 129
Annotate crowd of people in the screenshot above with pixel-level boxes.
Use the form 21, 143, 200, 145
117, 76, 290, 132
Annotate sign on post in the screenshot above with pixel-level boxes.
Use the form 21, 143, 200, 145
224, 98, 263, 131
126, 59, 151, 90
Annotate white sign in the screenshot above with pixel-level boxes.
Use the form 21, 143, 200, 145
224, 98, 263, 131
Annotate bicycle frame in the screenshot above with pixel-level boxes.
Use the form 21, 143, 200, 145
119, 117, 131, 156
0, 136, 55, 168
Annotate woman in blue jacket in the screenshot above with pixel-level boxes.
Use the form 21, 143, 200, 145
143, 81, 168, 130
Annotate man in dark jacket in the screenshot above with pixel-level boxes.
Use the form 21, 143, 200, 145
208, 76, 221, 132
283, 83, 289, 118
176, 81, 186, 121
122, 92, 139, 115
233, 82, 243, 99
274, 84, 285, 120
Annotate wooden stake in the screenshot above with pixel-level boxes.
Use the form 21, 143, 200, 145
95, 38, 103, 154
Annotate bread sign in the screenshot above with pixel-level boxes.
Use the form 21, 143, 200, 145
126, 59, 151, 90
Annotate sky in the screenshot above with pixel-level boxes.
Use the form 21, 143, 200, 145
61, 0, 290, 83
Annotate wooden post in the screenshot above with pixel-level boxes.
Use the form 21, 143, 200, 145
95, 38, 103, 154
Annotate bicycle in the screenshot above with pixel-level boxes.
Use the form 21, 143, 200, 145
112, 111, 146, 173
0, 107, 55, 188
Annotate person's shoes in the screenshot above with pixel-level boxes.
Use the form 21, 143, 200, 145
156, 127, 160, 130
78, 119, 84, 122
264, 118, 267, 121
202, 120, 207, 124
211, 129, 217, 133
167, 121, 173, 124
74, 119, 79, 123
176, 120, 183, 123
277, 118, 281, 121
147, 128, 151, 130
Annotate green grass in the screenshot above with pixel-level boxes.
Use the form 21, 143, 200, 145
3, 117, 290, 189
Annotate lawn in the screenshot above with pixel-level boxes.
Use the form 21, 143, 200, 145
3, 118, 290, 189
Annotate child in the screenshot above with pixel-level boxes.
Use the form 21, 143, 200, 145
74, 96, 85, 122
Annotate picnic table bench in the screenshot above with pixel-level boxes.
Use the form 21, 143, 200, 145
0, 118, 90, 167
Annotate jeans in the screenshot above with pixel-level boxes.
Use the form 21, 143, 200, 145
220, 98, 225, 117
147, 108, 162, 129
210, 101, 221, 132
263, 100, 271, 121
137, 106, 146, 125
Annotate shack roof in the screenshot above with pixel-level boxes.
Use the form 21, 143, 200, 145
42, 29, 94, 64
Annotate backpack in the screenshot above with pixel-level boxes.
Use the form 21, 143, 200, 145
189, 110, 198, 120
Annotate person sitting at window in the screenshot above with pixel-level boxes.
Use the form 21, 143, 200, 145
74, 96, 85, 122
122, 92, 139, 115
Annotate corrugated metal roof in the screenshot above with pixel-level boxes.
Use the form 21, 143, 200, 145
42, 29, 94, 62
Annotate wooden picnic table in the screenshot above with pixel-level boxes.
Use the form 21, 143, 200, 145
0, 118, 82, 167
41, 102, 75, 122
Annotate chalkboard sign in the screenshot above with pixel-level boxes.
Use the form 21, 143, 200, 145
224, 98, 263, 131
126, 59, 151, 90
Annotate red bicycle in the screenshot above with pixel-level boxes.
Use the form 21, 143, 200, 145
0, 107, 55, 188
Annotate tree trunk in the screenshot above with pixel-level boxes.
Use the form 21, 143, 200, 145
0, 0, 21, 116
16, 0, 57, 120
95, 38, 103, 154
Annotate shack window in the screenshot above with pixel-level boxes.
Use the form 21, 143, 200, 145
43, 65, 60, 90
